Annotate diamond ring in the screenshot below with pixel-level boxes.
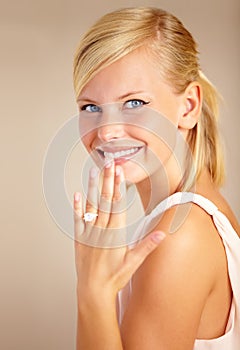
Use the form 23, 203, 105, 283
83, 212, 98, 222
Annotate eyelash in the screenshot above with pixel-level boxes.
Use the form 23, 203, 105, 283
80, 104, 102, 112
80, 99, 150, 113
124, 99, 150, 109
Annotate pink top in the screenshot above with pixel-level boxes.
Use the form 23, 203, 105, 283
118, 192, 240, 349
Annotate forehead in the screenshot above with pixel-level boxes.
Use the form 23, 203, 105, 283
78, 49, 162, 103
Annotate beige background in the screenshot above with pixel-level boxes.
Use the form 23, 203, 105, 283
1, 0, 239, 349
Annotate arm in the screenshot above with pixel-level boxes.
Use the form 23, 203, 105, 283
77, 293, 122, 350
74, 162, 166, 350
75, 233, 165, 350
121, 204, 218, 349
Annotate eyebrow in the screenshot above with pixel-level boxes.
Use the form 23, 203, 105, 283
77, 91, 148, 103
117, 91, 147, 100
77, 97, 97, 103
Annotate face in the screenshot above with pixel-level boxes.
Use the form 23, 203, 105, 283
77, 48, 187, 185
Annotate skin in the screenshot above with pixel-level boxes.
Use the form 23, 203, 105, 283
74, 48, 239, 349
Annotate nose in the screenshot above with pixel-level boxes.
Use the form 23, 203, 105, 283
97, 106, 126, 141
97, 122, 125, 142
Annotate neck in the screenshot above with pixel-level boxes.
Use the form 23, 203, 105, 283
136, 166, 217, 215
135, 131, 196, 214
136, 162, 182, 215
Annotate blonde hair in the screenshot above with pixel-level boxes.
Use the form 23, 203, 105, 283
73, 7, 225, 188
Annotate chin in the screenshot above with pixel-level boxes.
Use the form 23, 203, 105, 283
120, 160, 153, 185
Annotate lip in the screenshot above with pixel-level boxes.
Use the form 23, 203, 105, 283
97, 146, 143, 160
94, 140, 145, 162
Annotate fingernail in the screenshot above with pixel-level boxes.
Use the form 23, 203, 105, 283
105, 159, 113, 168
74, 192, 80, 202
90, 167, 98, 179
115, 166, 122, 176
151, 231, 166, 243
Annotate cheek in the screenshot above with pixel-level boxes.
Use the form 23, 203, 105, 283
148, 134, 174, 164
81, 133, 95, 152
127, 126, 147, 141
126, 128, 174, 172
128, 121, 177, 157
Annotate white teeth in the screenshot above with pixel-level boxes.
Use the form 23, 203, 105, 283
103, 147, 139, 159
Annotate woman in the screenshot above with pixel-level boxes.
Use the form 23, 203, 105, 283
73, 7, 240, 349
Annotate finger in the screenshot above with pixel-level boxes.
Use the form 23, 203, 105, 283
85, 167, 99, 224
113, 165, 126, 203
74, 192, 83, 217
74, 192, 85, 241
96, 160, 115, 227
124, 231, 166, 272
108, 165, 126, 228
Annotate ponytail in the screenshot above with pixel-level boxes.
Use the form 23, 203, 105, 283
186, 71, 225, 189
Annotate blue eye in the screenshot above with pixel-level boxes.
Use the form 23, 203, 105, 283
124, 99, 149, 109
81, 104, 102, 113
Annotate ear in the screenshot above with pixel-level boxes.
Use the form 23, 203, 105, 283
178, 82, 202, 130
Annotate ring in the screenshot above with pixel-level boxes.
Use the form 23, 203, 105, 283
83, 212, 98, 222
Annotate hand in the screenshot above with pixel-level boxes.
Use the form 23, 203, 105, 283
74, 161, 166, 300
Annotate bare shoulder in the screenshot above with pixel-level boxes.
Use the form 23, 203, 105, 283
139, 201, 225, 295
139, 201, 225, 284
121, 202, 226, 349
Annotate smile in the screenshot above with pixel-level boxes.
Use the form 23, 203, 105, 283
104, 147, 140, 159
96, 146, 143, 160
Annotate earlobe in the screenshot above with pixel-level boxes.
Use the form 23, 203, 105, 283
178, 82, 202, 130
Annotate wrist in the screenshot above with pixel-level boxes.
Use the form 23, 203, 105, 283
76, 284, 122, 350
77, 283, 117, 313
